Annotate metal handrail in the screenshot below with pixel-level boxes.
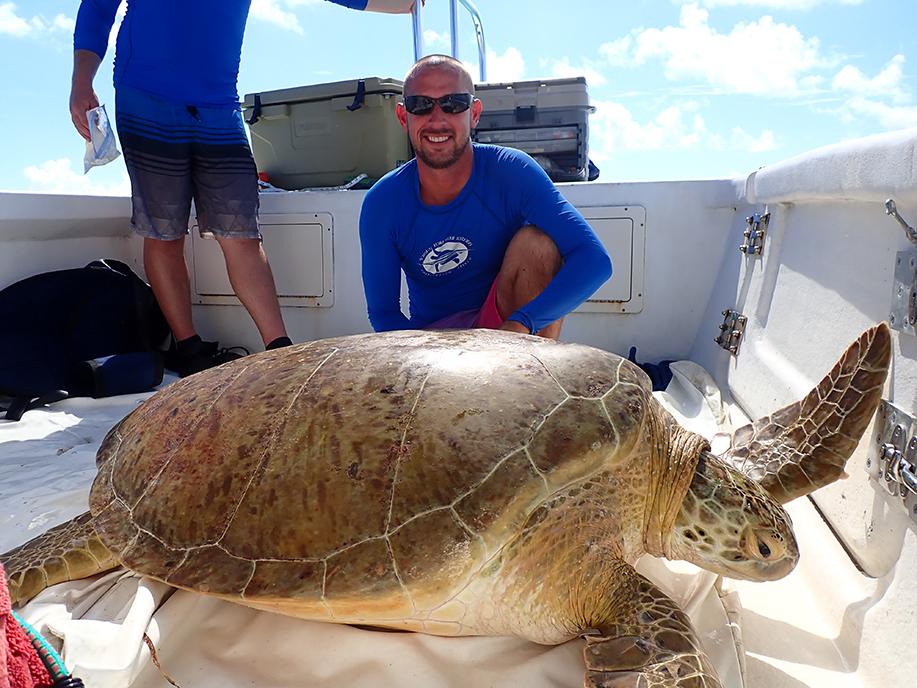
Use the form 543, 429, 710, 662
459, 0, 487, 81
412, 0, 488, 82
450, 0, 460, 60
411, 3, 424, 63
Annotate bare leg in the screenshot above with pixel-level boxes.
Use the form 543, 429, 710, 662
144, 236, 195, 341
215, 237, 287, 346
495, 226, 564, 339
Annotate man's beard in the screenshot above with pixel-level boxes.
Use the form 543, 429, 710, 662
415, 134, 471, 169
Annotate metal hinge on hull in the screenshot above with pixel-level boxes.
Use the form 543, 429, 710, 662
866, 400, 917, 521
740, 212, 769, 255
885, 199, 917, 336
714, 309, 747, 355
888, 250, 917, 335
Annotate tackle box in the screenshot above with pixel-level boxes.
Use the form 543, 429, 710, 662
242, 77, 411, 190
472, 76, 596, 182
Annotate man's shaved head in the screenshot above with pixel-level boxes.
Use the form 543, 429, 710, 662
404, 54, 475, 96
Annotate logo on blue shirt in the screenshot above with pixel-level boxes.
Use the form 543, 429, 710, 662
421, 239, 471, 275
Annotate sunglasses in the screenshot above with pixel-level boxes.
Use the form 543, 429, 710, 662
403, 93, 475, 116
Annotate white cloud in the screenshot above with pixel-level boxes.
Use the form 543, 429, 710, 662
599, 3, 834, 96
24, 158, 131, 196
589, 100, 711, 154
467, 47, 525, 83
682, 0, 862, 8
423, 29, 450, 49
842, 98, 917, 131
731, 126, 777, 152
589, 99, 778, 167
598, 37, 632, 67
51, 13, 74, 33
0, 2, 72, 37
250, 0, 304, 35
833, 55, 908, 103
548, 57, 607, 87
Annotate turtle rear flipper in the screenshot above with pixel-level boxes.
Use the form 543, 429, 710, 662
2, 511, 118, 606
724, 322, 891, 504
582, 561, 722, 688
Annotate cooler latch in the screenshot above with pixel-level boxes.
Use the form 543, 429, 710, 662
347, 80, 367, 112
246, 94, 262, 125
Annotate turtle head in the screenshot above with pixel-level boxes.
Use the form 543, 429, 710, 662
669, 451, 798, 581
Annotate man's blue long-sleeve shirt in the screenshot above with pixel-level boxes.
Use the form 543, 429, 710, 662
74, 0, 369, 106
360, 144, 612, 334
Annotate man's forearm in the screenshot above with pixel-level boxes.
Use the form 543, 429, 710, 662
368, 308, 412, 332
72, 49, 102, 90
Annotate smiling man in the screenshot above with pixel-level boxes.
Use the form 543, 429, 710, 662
359, 55, 612, 339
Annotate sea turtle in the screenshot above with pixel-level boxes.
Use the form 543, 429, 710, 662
3, 323, 890, 687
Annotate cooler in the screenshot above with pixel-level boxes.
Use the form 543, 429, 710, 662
242, 77, 411, 190
472, 77, 596, 182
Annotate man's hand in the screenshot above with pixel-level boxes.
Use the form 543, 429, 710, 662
70, 49, 102, 141
70, 82, 99, 141
499, 320, 530, 335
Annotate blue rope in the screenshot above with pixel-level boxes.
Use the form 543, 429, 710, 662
11, 609, 69, 679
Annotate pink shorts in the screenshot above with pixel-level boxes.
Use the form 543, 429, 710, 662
426, 278, 504, 330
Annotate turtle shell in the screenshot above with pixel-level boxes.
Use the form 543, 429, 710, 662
89, 330, 652, 619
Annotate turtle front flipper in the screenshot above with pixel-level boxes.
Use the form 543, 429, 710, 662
723, 322, 891, 504
1, 511, 119, 607
582, 560, 721, 688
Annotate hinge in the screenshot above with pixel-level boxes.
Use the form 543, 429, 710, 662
866, 400, 917, 521
714, 309, 747, 355
740, 212, 769, 255
888, 249, 917, 335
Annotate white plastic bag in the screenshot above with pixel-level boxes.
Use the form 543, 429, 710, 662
83, 104, 121, 173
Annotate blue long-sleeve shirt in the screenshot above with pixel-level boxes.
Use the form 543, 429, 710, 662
74, 0, 369, 106
360, 144, 612, 333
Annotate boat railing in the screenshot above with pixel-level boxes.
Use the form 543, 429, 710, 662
412, 0, 488, 81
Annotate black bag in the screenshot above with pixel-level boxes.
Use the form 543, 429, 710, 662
0, 259, 170, 420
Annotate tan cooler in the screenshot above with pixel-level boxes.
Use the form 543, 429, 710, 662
242, 77, 411, 190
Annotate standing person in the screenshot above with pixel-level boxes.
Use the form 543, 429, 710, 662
359, 55, 611, 339
70, 0, 419, 376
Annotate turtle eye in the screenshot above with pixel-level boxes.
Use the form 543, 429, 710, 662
758, 542, 772, 558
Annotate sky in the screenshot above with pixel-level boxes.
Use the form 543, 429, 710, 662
1, 0, 915, 195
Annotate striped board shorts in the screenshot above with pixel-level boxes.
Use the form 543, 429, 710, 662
115, 86, 261, 241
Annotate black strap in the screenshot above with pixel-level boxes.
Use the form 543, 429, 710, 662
347, 80, 366, 112
246, 94, 262, 125
2, 390, 69, 422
